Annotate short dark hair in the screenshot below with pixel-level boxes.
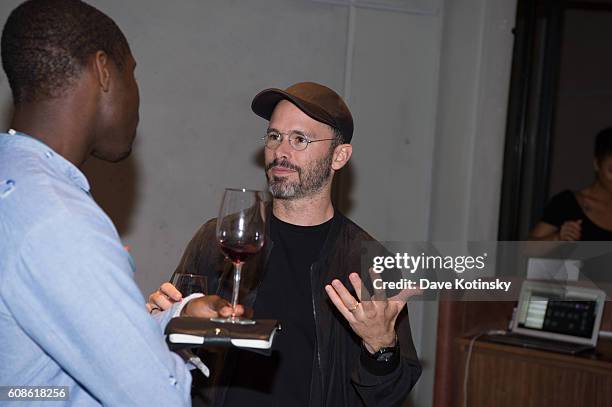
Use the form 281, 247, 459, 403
595, 127, 612, 162
1, 0, 130, 104
330, 126, 346, 149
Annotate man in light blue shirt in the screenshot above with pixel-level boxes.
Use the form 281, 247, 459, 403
0, 1, 238, 405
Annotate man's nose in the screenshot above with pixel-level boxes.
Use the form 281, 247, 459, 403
274, 136, 293, 159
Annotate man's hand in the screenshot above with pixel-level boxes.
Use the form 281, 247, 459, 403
147, 282, 245, 318
181, 295, 245, 318
147, 282, 183, 313
325, 271, 420, 353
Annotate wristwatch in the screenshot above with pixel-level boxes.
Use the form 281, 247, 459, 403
364, 339, 399, 363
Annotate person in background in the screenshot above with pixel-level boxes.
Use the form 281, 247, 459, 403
148, 82, 422, 406
0, 1, 237, 405
529, 127, 612, 241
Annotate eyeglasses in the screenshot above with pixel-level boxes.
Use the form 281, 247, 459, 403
262, 130, 335, 151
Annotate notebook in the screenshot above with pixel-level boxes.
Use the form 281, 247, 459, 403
484, 281, 606, 354
165, 317, 281, 351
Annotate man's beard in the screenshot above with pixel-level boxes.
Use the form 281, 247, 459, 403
265, 152, 333, 200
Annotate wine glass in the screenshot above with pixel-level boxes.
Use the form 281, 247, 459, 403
211, 188, 266, 324
170, 273, 207, 296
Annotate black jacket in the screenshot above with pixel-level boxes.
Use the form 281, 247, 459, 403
173, 209, 422, 406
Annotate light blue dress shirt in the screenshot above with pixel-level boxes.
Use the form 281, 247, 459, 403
0, 132, 192, 406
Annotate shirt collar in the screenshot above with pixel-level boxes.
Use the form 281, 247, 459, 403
4, 130, 91, 193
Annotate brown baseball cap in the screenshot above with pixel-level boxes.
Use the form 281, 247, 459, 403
251, 82, 354, 143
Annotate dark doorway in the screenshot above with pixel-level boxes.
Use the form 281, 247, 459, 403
498, 0, 612, 240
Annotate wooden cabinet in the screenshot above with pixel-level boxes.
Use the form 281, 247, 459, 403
456, 338, 612, 407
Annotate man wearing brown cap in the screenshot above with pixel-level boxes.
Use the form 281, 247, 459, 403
149, 82, 422, 406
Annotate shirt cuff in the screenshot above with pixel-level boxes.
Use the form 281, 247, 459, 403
173, 293, 205, 318
360, 344, 401, 376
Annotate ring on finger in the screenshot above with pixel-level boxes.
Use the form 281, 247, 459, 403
348, 302, 360, 312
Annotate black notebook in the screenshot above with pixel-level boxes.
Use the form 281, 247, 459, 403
165, 317, 281, 351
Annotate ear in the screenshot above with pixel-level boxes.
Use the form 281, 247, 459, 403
594, 158, 600, 173
92, 50, 111, 92
331, 144, 353, 171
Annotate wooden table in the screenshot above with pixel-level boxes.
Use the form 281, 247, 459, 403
456, 337, 612, 407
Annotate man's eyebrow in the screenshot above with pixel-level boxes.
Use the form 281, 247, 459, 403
266, 127, 308, 137
290, 130, 307, 137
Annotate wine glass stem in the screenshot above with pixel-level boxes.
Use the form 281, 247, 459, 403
230, 261, 243, 317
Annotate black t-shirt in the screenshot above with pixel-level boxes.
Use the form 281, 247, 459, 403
223, 214, 332, 407
541, 190, 612, 241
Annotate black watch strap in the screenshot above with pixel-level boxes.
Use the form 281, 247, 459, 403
368, 343, 399, 362
360, 339, 401, 376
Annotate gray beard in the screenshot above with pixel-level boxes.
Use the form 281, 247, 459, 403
267, 153, 333, 200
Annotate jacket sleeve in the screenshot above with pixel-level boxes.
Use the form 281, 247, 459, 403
350, 238, 422, 406
351, 306, 422, 407
173, 219, 216, 275
172, 218, 231, 296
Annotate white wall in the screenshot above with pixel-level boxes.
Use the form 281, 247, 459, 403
0, 1, 516, 405
424, 0, 516, 404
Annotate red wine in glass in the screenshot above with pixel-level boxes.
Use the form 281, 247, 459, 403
219, 241, 262, 264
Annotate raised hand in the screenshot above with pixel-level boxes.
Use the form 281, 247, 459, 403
325, 271, 420, 353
